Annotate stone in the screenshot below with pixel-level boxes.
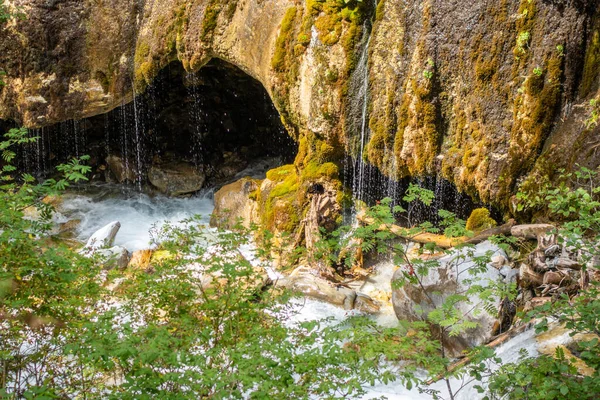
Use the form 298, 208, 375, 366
490, 254, 509, 269
210, 177, 259, 229
510, 224, 555, 240
354, 293, 380, 314
128, 249, 154, 270
148, 163, 205, 196
106, 155, 137, 183
96, 246, 130, 270
58, 219, 81, 234
499, 265, 518, 284
536, 324, 599, 377
279, 265, 356, 310
391, 241, 506, 356
82, 221, 121, 252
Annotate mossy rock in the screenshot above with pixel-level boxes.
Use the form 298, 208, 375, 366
466, 208, 496, 233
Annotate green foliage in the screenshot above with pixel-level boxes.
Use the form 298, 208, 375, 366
586, 97, 599, 129
487, 166, 600, 399
488, 285, 600, 399
515, 31, 531, 56
0, 128, 100, 397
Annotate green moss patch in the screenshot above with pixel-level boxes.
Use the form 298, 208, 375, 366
466, 208, 496, 232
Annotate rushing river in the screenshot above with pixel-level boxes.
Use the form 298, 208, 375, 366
60, 184, 215, 251
57, 184, 548, 399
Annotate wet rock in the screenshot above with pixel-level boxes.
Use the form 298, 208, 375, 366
499, 265, 518, 284
58, 219, 81, 234
536, 324, 599, 377
83, 221, 120, 252
279, 265, 356, 310
510, 224, 555, 240
210, 177, 259, 229
213, 152, 249, 181
354, 293, 380, 314
106, 155, 137, 183
392, 241, 506, 356
128, 249, 154, 271
148, 162, 205, 196
96, 246, 130, 270
491, 254, 509, 269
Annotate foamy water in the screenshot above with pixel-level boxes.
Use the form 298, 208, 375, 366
60, 185, 214, 252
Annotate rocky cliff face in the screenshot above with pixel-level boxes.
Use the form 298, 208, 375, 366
0, 0, 599, 211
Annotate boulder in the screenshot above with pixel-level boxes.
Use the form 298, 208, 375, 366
96, 246, 130, 270
510, 224, 555, 240
210, 177, 259, 229
278, 265, 356, 310
128, 249, 154, 270
148, 163, 205, 196
106, 155, 137, 183
354, 293, 381, 314
83, 221, 120, 252
58, 219, 81, 234
392, 241, 506, 356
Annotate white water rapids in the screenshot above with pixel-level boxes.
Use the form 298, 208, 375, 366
57, 185, 550, 399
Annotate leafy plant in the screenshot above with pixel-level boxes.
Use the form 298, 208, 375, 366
487, 166, 600, 399
0, 128, 99, 398
586, 97, 599, 129
516, 31, 531, 55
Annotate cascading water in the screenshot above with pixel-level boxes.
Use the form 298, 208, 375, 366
131, 84, 144, 189
346, 20, 374, 206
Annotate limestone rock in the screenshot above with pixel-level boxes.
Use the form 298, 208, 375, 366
392, 241, 506, 356
1, 0, 598, 208
148, 163, 205, 196
354, 293, 380, 314
58, 219, 81, 234
128, 249, 154, 271
96, 246, 130, 270
106, 155, 137, 183
279, 265, 356, 310
210, 177, 259, 229
83, 221, 121, 252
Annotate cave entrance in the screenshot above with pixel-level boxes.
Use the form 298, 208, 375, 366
20, 59, 296, 193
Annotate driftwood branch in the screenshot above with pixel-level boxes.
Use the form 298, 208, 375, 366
463, 220, 517, 245
358, 215, 517, 249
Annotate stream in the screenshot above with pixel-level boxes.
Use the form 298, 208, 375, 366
56, 184, 547, 400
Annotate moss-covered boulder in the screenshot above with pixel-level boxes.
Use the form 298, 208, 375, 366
466, 208, 497, 233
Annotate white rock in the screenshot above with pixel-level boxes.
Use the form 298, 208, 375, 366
278, 265, 357, 310
96, 246, 130, 270
83, 221, 121, 252
392, 241, 507, 356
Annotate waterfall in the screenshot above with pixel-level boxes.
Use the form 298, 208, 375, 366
187, 72, 206, 168
344, 0, 379, 210
352, 31, 372, 204
132, 86, 144, 189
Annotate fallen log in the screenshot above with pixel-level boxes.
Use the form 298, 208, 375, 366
463, 219, 517, 245
358, 215, 516, 249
